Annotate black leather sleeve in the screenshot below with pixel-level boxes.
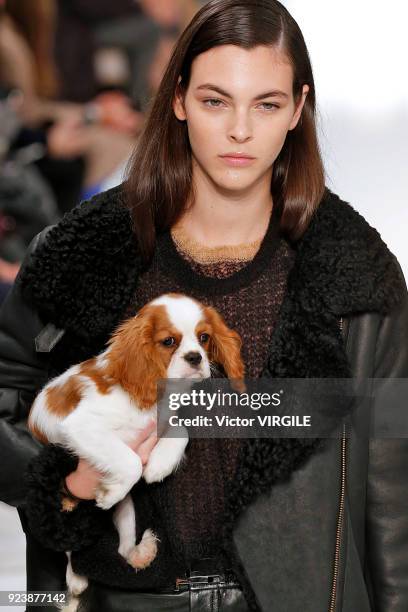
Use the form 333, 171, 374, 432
0, 230, 51, 507
366, 259, 408, 612
0, 228, 111, 553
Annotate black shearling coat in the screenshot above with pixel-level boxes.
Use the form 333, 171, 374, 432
0, 184, 407, 612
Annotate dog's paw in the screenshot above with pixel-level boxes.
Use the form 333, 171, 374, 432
95, 480, 131, 509
125, 529, 160, 570
57, 596, 81, 612
60, 575, 87, 611
66, 564, 88, 597
143, 454, 175, 483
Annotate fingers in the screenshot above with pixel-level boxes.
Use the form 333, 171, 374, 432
137, 433, 159, 466
77, 458, 104, 479
127, 419, 157, 453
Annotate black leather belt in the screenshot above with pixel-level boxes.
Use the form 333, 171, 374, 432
84, 558, 244, 612
161, 572, 241, 594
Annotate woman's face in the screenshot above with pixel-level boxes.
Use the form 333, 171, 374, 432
173, 44, 309, 195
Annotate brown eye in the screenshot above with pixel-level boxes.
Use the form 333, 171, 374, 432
199, 333, 210, 343
161, 337, 176, 347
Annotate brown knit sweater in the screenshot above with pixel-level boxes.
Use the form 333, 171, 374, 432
72, 207, 296, 589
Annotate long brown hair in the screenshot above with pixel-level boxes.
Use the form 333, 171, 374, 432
125, 0, 326, 266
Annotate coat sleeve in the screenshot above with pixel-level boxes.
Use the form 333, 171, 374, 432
23, 443, 114, 552
0, 230, 50, 506
366, 258, 408, 612
0, 229, 110, 551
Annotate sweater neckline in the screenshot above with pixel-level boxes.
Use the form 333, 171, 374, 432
170, 224, 262, 264
157, 205, 282, 296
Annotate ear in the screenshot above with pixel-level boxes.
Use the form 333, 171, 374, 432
204, 306, 246, 393
106, 308, 167, 408
289, 83, 309, 131
173, 76, 187, 121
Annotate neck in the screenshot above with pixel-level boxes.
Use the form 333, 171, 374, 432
174, 163, 274, 247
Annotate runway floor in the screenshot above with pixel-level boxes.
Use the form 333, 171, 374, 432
0, 502, 27, 612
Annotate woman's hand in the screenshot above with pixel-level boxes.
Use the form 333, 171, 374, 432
64, 420, 158, 501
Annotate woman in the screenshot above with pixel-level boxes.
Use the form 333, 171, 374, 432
0, 1, 407, 611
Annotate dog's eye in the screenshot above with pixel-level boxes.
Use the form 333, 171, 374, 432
161, 337, 176, 347
199, 333, 210, 343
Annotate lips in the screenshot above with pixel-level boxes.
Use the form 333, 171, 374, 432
220, 153, 255, 159
219, 154, 256, 167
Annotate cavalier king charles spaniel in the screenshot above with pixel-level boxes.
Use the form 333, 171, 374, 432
28, 292, 245, 611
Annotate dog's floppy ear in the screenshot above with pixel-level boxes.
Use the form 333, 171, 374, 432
106, 305, 167, 408
203, 306, 246, 392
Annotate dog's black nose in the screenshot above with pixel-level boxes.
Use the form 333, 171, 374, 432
184, 351, 202, 366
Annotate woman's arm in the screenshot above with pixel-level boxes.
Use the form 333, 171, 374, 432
24, 423, 158, 552
23, 443, 113, 551
366, 258, 408, 611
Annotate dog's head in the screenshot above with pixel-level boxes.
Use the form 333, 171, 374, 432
106, 292, 245, 407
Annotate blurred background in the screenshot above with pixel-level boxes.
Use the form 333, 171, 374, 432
0, 0, 407, 608
0, 0, 206, 301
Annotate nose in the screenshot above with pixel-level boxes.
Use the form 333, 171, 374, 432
228, 108, 253, 143
183, 351, 202, 367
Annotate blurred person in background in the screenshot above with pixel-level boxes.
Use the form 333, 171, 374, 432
0, 0, 204, 292
0, 0, 144, 212
1, 0, 203, 209
0, 3, 60, 298
0, 0, 203, 290
92, 0, 203, 109
0, 0, 148, 292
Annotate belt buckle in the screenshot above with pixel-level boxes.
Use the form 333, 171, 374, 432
188, 573, 222, 591
175, 557, 225, 591
190, 572, 221, 582
175, 573, 221, 591
175, 577, 190, 592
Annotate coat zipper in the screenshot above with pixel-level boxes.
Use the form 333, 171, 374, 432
328, 316, 347, 612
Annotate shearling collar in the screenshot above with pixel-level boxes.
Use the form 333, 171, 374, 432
20, 182, 405, 346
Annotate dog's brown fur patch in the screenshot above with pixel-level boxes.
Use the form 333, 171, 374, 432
79, 357, 114, 395
45, 377, 85, 417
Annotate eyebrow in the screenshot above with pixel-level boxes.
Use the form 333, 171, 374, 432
195, 83, 289, 100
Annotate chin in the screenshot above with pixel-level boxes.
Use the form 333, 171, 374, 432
213, 174, 257, 192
